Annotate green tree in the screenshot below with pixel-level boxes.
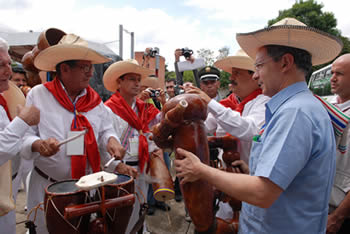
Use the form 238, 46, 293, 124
268, 0, 340, 36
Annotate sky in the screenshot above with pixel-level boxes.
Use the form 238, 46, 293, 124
0, 0, 349, 71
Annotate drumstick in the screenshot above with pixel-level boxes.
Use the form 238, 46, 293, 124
104, 158, 115, 168
58, 129, 87, 147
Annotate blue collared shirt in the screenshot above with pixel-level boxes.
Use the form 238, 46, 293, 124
239, 82, 336, 234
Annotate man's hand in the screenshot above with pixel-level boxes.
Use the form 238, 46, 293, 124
156, 88, 166, 106
17, 104, 40, 126
138, 89, 151, 101
231, 160, 249, 174
186, 86, 211, 104
174, 148, 204, 184
174, 49, 182, 62
327, 212, 345, 234
115, 163, 138, 178
107, 137, 126, 160
32, 138, 60, 157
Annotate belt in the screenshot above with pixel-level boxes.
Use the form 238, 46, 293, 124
125, 161, 138, 166
12, 172, 18, 180
34, 166, 57, 183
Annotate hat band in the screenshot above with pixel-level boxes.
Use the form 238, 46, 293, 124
200, 74, 219, 80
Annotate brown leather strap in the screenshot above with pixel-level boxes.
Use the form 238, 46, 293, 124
34, 166, 57, 183
130, 203, 148, 234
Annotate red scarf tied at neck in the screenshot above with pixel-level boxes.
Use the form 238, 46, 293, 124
220, 89, 262, 115
0, 94, 12, 121
44, 78, 102, 179
105, 92, 159, 172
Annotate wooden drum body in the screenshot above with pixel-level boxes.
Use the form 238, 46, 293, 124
44, 180, 90, 234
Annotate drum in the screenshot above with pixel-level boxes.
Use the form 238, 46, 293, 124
44, 180, 90, 234
149, 152, 175, 201
98, 174, 135, 234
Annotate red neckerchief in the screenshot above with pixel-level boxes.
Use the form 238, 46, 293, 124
220, 93, 238, 110
44, 78, 102, 179
105, 92, 160, 172
235, 89, 262, 115
0, 94, 12, 121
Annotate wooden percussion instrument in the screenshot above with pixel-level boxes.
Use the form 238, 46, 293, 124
152, 94, 237, 233
44, 174, 135, 234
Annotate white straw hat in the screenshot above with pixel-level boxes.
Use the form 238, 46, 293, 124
103, 59, 153, 92
34, 34, 110, 71
214, 49, 255, 73
2, 81, 25, 119
236, 17, 343, 65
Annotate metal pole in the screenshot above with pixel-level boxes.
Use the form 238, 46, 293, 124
119, 24, 123, 59
130, 32, 134, 59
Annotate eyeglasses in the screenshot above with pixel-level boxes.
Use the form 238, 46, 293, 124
254, 57, 277, 71
124, 76, 141, 82
77, 64, 94, 73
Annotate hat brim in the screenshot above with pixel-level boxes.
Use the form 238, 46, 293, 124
103, 61, 154, 92
2, 81, 26, 119
214, 56, 255, 73
34, 44, 111, 71
236, 25, 343, 66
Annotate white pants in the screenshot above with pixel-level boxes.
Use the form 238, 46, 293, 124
0, 175, 19, 234
125, 170, 149, 234
26, 169, 51, 234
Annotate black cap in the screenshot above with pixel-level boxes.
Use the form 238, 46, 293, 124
198, 66, 220, 81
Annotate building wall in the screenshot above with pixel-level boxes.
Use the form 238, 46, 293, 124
134, 51, 165, 89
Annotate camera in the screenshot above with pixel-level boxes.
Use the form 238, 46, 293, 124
147, 47, 159, 58
147, 88, 160, 98
181, 47, 193, 59
174, 85, 185, 96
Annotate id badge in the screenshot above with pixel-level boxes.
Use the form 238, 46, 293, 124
129, 136, 139, 157
66, 130, 85, 155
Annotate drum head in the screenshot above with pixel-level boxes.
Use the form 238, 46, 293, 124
47, 180, 79, 194
115, 174, 131, 184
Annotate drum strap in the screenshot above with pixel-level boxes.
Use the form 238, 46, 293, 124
34, 166, 57, 183
129, 203, 148, 234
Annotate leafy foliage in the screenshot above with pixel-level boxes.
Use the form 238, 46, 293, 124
268, 0, 350, 83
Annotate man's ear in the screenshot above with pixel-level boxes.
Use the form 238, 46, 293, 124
281, 53, 294, 71
60, 63, 70, 73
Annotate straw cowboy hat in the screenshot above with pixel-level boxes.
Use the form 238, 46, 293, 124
34, 34, 111, 71
214, 49, 255, 73
103, 59, 153, 92
2, 81, 25, 119
236, 17, 343, 66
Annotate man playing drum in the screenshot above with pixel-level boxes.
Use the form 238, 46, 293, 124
21, 34, 127, 234
0, 37, 40, 234
103, 59, 164, 234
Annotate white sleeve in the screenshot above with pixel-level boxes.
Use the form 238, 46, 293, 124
204, 112, 218, 135
207, 96, 268, 141
0, 108, 31, 165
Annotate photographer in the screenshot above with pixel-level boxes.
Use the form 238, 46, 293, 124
175, 48, 195, 64
138, 75, 166, 110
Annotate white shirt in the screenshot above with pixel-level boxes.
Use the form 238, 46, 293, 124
205, 94, 270, 163
0, 105, 30, 172
105, 100, 161, 163
329, 96, 350, 208
21, 84, 119, 181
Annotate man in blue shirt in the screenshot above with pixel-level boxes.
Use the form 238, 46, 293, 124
175, 17, 343, 233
